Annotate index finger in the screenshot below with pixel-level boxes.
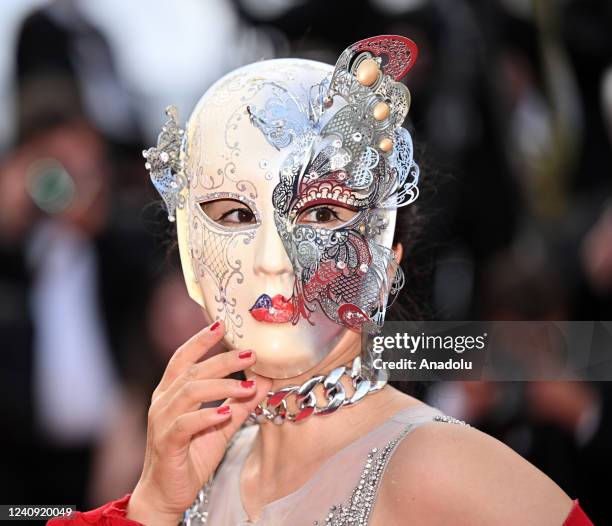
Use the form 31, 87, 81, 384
156, 319, 225, 394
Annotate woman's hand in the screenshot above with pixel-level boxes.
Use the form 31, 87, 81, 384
126, 320, 271, 526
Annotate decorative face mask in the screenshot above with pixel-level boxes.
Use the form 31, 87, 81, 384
144, 36, 420, 378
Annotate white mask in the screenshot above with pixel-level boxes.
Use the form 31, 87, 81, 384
145, 36, 420, 379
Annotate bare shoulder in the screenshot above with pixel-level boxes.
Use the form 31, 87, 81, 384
372, 418, 574, 526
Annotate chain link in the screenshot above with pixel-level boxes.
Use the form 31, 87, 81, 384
247, 356, 388, 425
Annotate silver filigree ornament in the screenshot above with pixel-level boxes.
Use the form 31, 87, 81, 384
143, 105, 187, 222
247, 81, 312, 150
259, 36, 421, 335
382, 126, 420, 208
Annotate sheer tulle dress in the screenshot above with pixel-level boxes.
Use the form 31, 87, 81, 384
187, 404, 467, 525
47, 403, 594, 525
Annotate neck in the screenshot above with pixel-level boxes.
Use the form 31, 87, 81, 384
249, 330, 382, 426
243, 332, 411, 485
250, 383, 395, 483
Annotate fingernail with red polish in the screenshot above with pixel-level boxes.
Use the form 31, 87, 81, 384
240, 380, 255, 389
210, 320, 221, 332
216, 405, 231, 415
238, 350, 253, 359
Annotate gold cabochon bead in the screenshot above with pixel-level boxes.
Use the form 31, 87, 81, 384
356, 58, 380, 86
379, 138, 393, 152
373, 101, 390, 121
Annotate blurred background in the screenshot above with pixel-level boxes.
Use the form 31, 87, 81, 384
0, 0, 610, 523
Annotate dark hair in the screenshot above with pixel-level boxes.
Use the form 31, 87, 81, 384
386, 141, 449, 398
387, 141, 444, 323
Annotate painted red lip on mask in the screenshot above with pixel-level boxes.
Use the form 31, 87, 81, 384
249, 293, 295, 323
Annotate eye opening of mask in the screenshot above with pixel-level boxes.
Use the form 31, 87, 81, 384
198, 198, 260, 229
295, 200, 360, 229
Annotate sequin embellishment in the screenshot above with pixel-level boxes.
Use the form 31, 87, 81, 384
432, 414, 470, 426
314, 414, 469, 525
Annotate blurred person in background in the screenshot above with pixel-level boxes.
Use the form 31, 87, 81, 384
0, 0, 284, 510
0, 1, 159, 509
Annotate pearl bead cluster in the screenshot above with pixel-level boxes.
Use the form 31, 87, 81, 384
334, 260, 369, 274
355, 57, 393, 153
324, 55, 395, 156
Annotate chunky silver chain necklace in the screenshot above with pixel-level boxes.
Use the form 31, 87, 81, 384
247, 355, 388, 425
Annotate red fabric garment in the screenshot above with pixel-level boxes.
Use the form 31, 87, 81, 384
46, 494, 594, 525
563, 500, 595, 526
46, 494, 144, 526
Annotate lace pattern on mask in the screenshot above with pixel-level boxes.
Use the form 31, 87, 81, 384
189, 192, 260, 341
